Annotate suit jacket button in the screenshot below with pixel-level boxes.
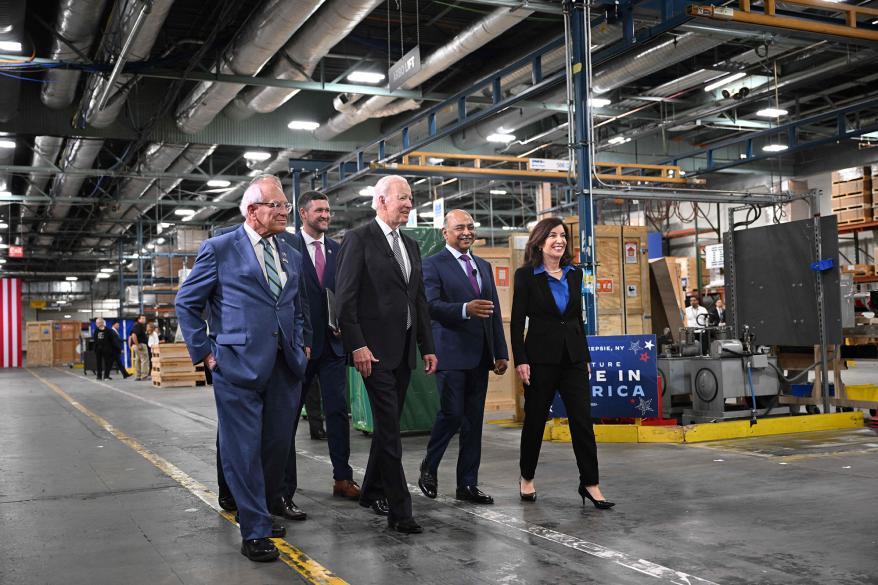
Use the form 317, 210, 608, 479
560, 320, 565, 325
272, 331, 278, 336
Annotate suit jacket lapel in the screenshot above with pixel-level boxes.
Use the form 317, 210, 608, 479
402, 232, 420, 292
473, 255, 492, 300
233, 227, 273, 299
296, 233, 321, 289
324, 239, 337, 291
443, 248, 477, 298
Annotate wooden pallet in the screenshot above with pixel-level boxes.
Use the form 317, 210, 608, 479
151, 342, 206, 388
842, 264, 875, 276
152, 377, 206, 388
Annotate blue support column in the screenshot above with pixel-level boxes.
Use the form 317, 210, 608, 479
569, 0, 597, 334
136, 220, 144, 315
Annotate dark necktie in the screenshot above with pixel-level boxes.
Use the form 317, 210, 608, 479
313, 240, 326, 286
459, 255, 480, 295
390, 231, 411, 329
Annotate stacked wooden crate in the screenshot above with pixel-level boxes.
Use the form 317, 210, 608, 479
151, 343, 206, 388
831, 166, 872, 225
26, 320, 81, 366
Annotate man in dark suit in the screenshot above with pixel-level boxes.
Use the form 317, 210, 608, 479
335, 175, 437, 534
708, 298, 727, 326
418, 210, 508, 504
109, 322, 131, 378
176, 174, 308, 562
280, 190, 361, 518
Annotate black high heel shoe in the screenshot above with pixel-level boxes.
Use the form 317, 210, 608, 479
579, 485, 615, 509
519, 477, 537, 502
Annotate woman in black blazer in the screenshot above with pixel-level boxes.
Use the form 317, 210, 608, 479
510, 217, 614, 509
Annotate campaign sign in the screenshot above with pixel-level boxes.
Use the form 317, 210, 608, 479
549, 334, 658, 418
589, 334, 658, 417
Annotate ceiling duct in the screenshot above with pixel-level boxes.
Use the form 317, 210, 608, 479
225, 0, 384, 120
41, 0, 110, 109
0, 0, 26, 121
314, 6, 534, 142
21, 136, 65, 230
592, 33, 723, 95
79, 0, 176, 128
174, 0, 325, 134
36, 138, 104, 248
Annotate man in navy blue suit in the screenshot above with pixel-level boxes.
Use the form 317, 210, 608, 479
281, 190, 361, 514
418, 209, 508, 504
176, 174, 308, 563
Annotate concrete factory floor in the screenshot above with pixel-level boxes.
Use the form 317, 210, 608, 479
1, 367, 876, 585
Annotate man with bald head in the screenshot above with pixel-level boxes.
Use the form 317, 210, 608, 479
417, 210, 508, 504
176, 174, 308, 562
335, 175, 437, 534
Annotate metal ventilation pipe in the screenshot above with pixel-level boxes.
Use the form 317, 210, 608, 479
314, 6, 534, 142
41, 0, 109, 109
0, 0, 25, 121
79, 0, 176, 128
174, 0, 325, 134
36, 138, 104, 247
592, 33, 722, 95
21, 136, 65, 229
185, 147, 307, 223
224, 0, 383, 120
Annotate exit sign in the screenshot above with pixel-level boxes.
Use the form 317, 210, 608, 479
8, 245, 23, 258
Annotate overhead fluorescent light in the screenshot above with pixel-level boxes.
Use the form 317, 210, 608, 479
358, 186, 375, 197
64, 314, 71, 319
704, 72, 746, 92
156, 237, 165, 245
243, 151, 271, 162
0, 244, 8, 249
473, 222, 481, 228
206, 179, 231, 188
100, 268, 114, 273
608, 136, 631, 145
146, 243, 156, 249
501, 225, 514, 231
0, 221, 7, 229
173, 209, 196, 216
762, 143, 788, 152
489, 189, 507, 195
78, 308, 93, 312
0, 258, 6, 264
347, 71, 386, 84
0, 41, 22, 52
739, 153, 748, 159
413, 178, 427, 185
487, 133, 515, 144
159, 222, 173, 229
65, 276, 78, 281
288, 120, 320, 130
756, 108, 788, 118
95, 273, 110, 280
589, 97, 612, 108
0, 191, 9, 197
0, 139, 15, 149
427, 157, 444, 165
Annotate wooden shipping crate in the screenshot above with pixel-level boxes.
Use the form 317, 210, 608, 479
26, 322, 42, 343
35, 321, 53, 341
474, 247, 514, 320
484, 321, 521, 413
837, 207, 872, 224
53, 321, 80, 340
831, 192, 872, 210
26, 340, 52, 366
832, 166, 870, 184
51, 338, 78, 365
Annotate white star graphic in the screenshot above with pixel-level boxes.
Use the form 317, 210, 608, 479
635, 397, 654, 417
644, 340, 655, 350
629, 340, 642, 353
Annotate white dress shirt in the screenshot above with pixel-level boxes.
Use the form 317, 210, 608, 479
301, 229, 325, 268
375, 217, 410, 280
685, 305, 708, 328
446, 244, 483, 319
243, 222, 287, 289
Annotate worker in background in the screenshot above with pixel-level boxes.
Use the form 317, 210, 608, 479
146, 322, 160, 373
175, 174, 308, 563
418, 209, 508, 505
709, 298, 727, 326
335, 175, 437, 535
685, 295, 709, 328
110, 322, 131, 379
93, 318, 115, 381
511, 217, 613, 509
129, 314, 150, 381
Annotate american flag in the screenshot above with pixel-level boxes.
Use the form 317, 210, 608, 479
0, 278, 22, 368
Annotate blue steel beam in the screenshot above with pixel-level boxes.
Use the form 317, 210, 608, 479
664, 95, 878, 175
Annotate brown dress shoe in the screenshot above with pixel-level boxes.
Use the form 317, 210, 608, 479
333, 479, 361, 499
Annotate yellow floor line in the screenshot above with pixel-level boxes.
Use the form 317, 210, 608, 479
27, 368, 349, 585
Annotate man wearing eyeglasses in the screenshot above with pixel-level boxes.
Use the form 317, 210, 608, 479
176, 174, 308, 563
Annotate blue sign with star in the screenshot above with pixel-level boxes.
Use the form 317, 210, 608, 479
548, 334, 659, 419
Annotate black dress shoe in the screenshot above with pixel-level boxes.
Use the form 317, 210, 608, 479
241, 538, 279, 562
387, 517, 423, 534
455, 485, 494, 504
359, 497, 389, 516
310, 428, 327, 440
279, 495, 307, 521
418, 459, 437, 499
218, 494, 237, 512
234, 514, 286, 538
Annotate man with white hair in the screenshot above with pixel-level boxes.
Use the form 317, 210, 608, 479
335, 175, 437, 534
92, 318, 115, 380
176, 174, 308, 562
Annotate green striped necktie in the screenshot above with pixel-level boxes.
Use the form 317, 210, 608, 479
260, 239, 282, 299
